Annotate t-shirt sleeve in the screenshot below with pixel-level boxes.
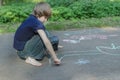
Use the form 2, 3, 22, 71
32, 20, 45, 33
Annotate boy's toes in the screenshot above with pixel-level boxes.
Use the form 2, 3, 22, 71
25, 57, 42, 66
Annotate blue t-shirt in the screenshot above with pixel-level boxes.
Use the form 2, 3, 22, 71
13, 15, 45, 51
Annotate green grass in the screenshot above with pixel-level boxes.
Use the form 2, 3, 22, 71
45, 16, 120, 30
0, 22, 20, 33
0, 16, 120, 33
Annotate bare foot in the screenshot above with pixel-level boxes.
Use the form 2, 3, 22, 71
25, 57, 42, 66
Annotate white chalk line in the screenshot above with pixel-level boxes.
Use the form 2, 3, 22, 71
48, 50, 100, 64
96, 43, 120, 55
49, 43, 120, 64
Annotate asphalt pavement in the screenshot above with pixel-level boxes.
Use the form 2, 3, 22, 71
0, 27, 120, 80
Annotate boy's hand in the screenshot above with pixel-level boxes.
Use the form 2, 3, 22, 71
54, 58, 61, 65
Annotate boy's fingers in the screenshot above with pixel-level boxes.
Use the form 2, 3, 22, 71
54, 59, 61, 65
54, 61, 61, 64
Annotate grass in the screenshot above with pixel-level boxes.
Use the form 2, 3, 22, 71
0, 16, 120, 33
46, 16, 120, 30
0, 22, 20, 33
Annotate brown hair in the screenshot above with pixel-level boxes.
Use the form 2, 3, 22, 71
32, 2, 51, 18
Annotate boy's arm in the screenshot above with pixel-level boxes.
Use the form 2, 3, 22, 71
37, 29, 61, 64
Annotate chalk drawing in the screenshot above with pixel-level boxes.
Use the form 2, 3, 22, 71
64, 33, 70, 36
63, 34, 119, 44
96, 43, 120, 55
49, 29, 120, 65
70, 34, 108, 40
62, 29, 119, 44
49, 43, 120, 64
63, 36, 85, 43
57, 43, 120, 62
59, 50, 100, 61
48, 50, 100, 64
63, 39, 79, 44
74, 59, 90, 65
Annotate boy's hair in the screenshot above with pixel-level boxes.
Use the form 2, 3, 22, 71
32, 2, 51, 18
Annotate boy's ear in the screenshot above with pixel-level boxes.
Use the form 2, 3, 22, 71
35, 14, 40, 18
36, 15, 39, 18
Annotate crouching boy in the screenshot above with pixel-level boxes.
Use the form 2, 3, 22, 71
13, 2, 61, 66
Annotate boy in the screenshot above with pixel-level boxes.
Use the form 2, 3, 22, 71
13, 2, 61, 66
